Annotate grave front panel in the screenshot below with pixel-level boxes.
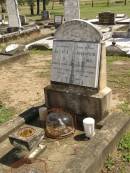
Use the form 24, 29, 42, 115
51, 40, 101, 88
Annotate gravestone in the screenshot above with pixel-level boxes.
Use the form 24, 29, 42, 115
42, 11, 50, 20
0, 14, 5, 24
64, 0, 80, 21
54, 15, 63, 28
0, 15, 2, 22
20, 15, 27, 25
6, 0, 21, 31
99, 12, 115, 25
44, 20, 112, 128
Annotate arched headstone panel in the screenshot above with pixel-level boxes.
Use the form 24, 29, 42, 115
51, 20, 103, 88
55, 20, 102, 42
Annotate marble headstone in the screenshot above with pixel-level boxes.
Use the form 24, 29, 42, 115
64, 0, 80, 21
6, 0, 21, 28
45, 19, 112, 124
51, 20, 102, 88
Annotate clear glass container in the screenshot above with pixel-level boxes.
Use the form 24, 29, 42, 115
45, 110, 75, 139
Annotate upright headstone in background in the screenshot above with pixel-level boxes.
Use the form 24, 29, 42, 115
64, 0, 80, 21
20, 15, 27, 25
44, 20, 112, 127
54, 15, 63, 29
0, 15, 2, 22
6, 0, 21, 30
99, 12, 115, 25
0, 14, 5, 24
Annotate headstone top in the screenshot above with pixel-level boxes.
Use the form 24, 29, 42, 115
55, 20, 103, 43
64, 0, 80, 21
52, 20, 103, 88
6, 0, 21, 28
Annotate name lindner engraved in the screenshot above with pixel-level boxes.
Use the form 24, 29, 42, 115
51, 40, 101, 88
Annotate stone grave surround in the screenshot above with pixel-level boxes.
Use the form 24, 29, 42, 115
6, 0, 21, 29
64, 0, 80, 21
44, 19, 112, 128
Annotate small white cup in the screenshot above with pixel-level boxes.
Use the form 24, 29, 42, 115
83, 117, 95, 138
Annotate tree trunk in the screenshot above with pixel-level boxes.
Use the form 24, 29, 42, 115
43, 0, 46, 11
107, 0, 109, 6
37, 0, 40, 15
1, 3, 6, 13
52, 0, 54, 10
30, 4, 34, 15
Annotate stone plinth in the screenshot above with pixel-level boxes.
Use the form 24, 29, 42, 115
44, 84, 111, 128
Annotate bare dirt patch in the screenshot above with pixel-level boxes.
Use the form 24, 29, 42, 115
0, 50, 51, 114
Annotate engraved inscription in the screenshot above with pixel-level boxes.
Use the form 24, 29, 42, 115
51, 40, 101, 88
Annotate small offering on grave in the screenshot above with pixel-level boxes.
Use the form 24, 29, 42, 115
83, 117, 95, 138
45, 110, 75, 139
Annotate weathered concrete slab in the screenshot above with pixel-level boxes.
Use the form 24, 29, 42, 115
0, 25, 40, 42
0, 112, 130, 173
26, 36, 53, 50
58, 113, 130, 173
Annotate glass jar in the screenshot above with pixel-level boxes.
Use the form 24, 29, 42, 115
45, 110, 75, 139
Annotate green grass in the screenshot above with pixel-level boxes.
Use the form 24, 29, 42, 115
104, 133, 130, 172
0, 103, 15, 125
16, 1, 130, 21
118, 101, 130, 114
118, 133, 130, 162
0, 43, 6, 52
80, 2, 130, 19
30, 49, 52, 56
107, 56, 128, 64
48, 1, 130, 19
105, 155, 115, 171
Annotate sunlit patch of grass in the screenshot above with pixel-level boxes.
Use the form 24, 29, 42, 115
105, 155, 115, 171
118, 133, 130, 163
118, 101, 130, 114
107, 56, 128, 64
30, 49, 52, 56
0, 103, 15, 125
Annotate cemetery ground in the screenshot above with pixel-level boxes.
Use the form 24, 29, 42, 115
18, 1, 130, 21
1, 1, 130, 172
0, 48, 130, 172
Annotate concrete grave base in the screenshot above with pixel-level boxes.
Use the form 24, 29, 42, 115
44, 84, 112, 128
0, 110, 130, 173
